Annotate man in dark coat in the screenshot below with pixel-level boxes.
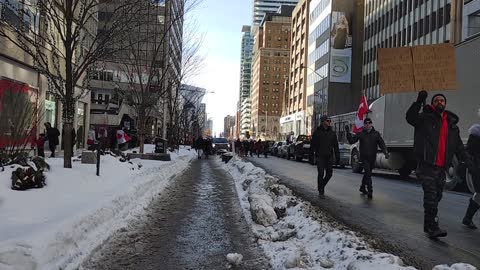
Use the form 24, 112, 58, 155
406, 91, 468, 238
462, 115, 480, 229
194, 136, 204, 159
311, 116, 340, 196
44, 122, 60, 158
346, 118, 388, 199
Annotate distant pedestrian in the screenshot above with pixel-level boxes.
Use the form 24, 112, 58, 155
406, 91, 469, 238
35, 133, 46, 158
255, 139, 263, 158
194, 136, 204, 159
346, 118, 389, 199
263, 141, 268, 158
235, 138, 241, 154
249, 139, 254, 157
44, 122, 60, 158
204, 138, 212, 159
462, 109, 480, 229
311, 116, 340, 196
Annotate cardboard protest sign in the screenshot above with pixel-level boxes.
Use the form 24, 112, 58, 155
377, 44, 457, 94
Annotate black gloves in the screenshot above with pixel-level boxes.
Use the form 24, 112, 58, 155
344, 125, 350, 133
417, 90, 428, 104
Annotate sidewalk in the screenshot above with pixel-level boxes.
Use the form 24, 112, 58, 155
0, 145, 195, 270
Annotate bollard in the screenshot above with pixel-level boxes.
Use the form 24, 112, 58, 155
96, 142, 101, 176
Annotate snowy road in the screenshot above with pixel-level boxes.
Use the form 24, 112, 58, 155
247, 156, 480, 270
82, 158, 269, 269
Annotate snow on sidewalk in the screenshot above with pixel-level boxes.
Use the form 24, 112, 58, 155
0, 145, 196, 270
221, 156, 477, 270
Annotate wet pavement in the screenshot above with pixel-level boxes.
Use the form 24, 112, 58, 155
82, 158, 269, 270
247, 156, 480, 270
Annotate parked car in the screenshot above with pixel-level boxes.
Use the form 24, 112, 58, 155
278, 142, 290, 159
309, 142, 350, 168
270, 142, 283, 156
292, 135, 312, 162
212, 137, 230, 153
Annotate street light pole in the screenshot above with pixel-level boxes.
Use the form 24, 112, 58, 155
300, 64, 328, 129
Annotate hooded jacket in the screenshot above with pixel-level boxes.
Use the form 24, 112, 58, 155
347, 126, 387, 160
406, 101, 467, 167
311, 125, 340, 159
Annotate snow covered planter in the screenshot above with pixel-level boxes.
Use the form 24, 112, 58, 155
10, 157, 49, 191
221, 156, 477, 270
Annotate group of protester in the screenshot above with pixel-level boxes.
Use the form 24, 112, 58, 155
234, 138, 269, 158
310, 91, 480, 239
193, 136, 213, 159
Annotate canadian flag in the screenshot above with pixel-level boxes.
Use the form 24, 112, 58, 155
353, 95, 369, 133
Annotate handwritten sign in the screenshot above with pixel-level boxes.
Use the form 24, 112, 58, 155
411, 44, 457, 91
378, 47, 415, 93
377, 44, 457, 94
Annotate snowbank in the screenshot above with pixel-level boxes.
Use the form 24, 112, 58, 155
221, 156, 477, 270
0, 145, 195, 270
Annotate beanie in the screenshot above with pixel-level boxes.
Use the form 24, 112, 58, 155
320, 115, 330, 122
431, 93, 447, 104
364, 117, 372, 124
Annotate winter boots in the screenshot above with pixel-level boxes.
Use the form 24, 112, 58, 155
462, 198, 480, 229
424, 217, 447, 238
359, 185, 368, 195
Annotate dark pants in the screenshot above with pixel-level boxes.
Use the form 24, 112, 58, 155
317, 155, 333, 191
361, 158, 376, 194
49, 145, 56, 157
38, 148, 45, 158
416, 164, 446, 228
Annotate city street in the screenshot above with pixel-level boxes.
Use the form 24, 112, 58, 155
247, 155, 480, 270
81, 159, 269, 270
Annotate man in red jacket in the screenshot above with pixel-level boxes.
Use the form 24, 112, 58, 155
406, 91, 468, 238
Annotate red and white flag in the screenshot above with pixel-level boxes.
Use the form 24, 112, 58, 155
353, 95, 369, 133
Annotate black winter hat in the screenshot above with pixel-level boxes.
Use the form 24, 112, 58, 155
364, 117, 372, 124
320, 115, 331, 122
431, 93, 447, 104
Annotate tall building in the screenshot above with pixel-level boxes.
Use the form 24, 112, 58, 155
253, 0, 300, 27
223, 115, 236, 139
281, 0, 310, 138
251, 6, 294, 140
462, 0, 480, 41
239, 26, 254, 137
205, 118, 213, 136
363, 0, 461, 101
240, 98, 252, 137
307, 0, 363, 126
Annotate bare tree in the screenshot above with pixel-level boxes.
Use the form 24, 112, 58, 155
166, 18, 205, 149
0, 0, 146, 168
112, 0, 202, 153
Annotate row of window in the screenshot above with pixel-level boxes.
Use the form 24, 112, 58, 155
307, 63, 328, 87
363, 71, 379, 89
365, 2, 451, 41
309, 0, 331, 24
308, 14, 331, 45
307, 39, 329, 67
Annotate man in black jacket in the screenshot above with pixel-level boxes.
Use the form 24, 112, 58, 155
311, 116, 340, 196
406, 91, 468, 238
345, 118, 388, 199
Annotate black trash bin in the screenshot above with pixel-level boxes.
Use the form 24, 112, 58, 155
154, 138, 167, 154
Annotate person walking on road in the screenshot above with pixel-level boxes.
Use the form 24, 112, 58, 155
311, 116, 340, 196
254, 139, 263, 158
203, 138, 212, 159
345, 118, 389, 199
406, 91, 469, 239
462, 110, 480, 229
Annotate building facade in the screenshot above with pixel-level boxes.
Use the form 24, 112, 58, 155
239, 25, 254, 137
251, 6, 294, 140
363, 0, 460, 101
223, 115, 236, 139
253, 0, 300, 27
306, 0, 362, 127
462, 0, 480, 41
281, 0, 310, 139
240, 98, 252, 138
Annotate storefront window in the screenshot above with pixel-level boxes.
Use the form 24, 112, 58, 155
45, 93, 57, 128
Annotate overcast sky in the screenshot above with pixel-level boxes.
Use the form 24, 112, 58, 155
189, 0, 252, 136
